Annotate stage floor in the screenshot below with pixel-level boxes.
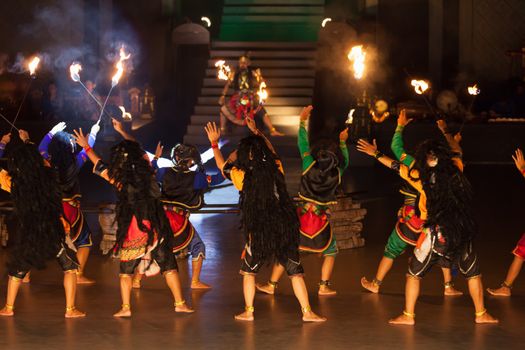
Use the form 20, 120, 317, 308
0, 165, 524, 349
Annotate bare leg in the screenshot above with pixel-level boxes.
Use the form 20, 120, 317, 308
235, 274, 255, 321
319, 255, 337, 295
487, 256, 523, 296
164, 270, 194, 313
64, 270, 86, 318
466, 276, 498, 324
442, 268, 463, 296
389, 275, 419, 325
262, 114, 284, 136
0, 276, 23, 316
361, 256, 393, 293
114, 275, 133, 317
76, 247, 95, 284
22, 271, 31, 283
256, 263, 284, 295
132, 272, 143, 289
191, 257, 211, 289
290, 275, 326, 322
219, 107, 228, 133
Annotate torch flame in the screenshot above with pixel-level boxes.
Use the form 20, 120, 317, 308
28, 56, 41, 76
69, 62, 82, 82
215, 60, 231, 81
111, 46, 131, 87
119, 106, 132, 121
411, 79, 430, 95
257, 81, 268, 104
467, 84, 480, 96
347, 45, 366, 80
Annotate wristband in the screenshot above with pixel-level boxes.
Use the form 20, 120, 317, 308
521, 168, 525, 176
84, 146, 92, 153
374, 151, 383, 159
211, 142, 219, 149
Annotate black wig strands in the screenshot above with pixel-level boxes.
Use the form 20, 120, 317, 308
7, 143, 65, 272
108, 140, 170, 248
48, 131, 80, 192
410, 139, 476, 257
236, 135, 299, 264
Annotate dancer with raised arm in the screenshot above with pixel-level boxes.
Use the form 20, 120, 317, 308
356, 120, 498, 325
257, 105, 348, 296
73, 119, 193, 317
204, 119, 325, 322
0, 130, 85, 318
361, 111, 462, 296
487, 148, 525, 296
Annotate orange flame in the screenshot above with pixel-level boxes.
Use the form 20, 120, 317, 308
28, 56, 41, 76
215, 60, 231, 81
411, 79, 429, 95
467, 84, 480, 96
69, 62, 82, 82
119, 106, 132, 120
347, 45, 366, 80
111, 47, 131, 87
257, 81, 268, 104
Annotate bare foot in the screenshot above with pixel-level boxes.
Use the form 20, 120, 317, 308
475, 312, 499, 324
302, 311, 327, 322
389, 314, 415, 326
270, 129, 285, 136
361, 277, 379, 294
486, 286, 511, 297
76, 275, 95, 285
191, 280, 211, 290
132, 278, 141, 289
234, 311, 254, 321
444, 286, 463, 296
65, 308, 86, 318
175, 304, 195, 313
256, 283, 275, 295
0, 306, 14, 317
22, 275, 30, 284
318, 284, 337, 296
113, 308, 132, 318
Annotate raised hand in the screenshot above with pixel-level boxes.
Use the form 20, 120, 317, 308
50, 121, 67, 135
155, 141, 164, 159
18, 130, 30, 143
112, 118, 124, 134
1, 133, 11, 145
436, 119, 448, 134
72, 128, 89, 149
512, 148, 525, 172
339, 128, 349, 143
204, 122, 221, 144
397, 109, 412, 127
356, 139, 378, 156
300, 105, 313, 122
245, 117, 258, 134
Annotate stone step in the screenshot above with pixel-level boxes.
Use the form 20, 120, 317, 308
208, 59, 315, 68
201, 87, 314, 96
224, 0, 324, 5
211, 41, 317, 49
194, 105, 303, 115
184, 134, 298, 147
197, 96, 311, 105
223, 6, 324, 15
210, 50, 316, 59
205, 68, 315, 78
190, 114, 300, 129
186, 123, 298, 136
203, 77, 314, 87
221, 15, 323, 24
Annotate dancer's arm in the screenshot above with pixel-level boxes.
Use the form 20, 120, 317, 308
0, 133, 12, 192
39, 122, 66, 159
339, 129, 349, 173
204, 122, 226, 170
76, 122, 100, 168
218, 71, 233, 106
512, 148, 525, 178
0, 133, 10, 159
112, 118, 135, 142
391, 110, 415, 166
72, 128, 102, 169
297, 105, 314, 170
436, 119, 462, 156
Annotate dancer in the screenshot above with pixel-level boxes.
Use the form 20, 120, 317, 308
487, 148, 525, 296
0, 130, 85, 318
73, 119, 193, 317
218, 54, 283, 136
361, 112, 462, 296
132, 142, 225, 290
257, 105, 348, 296
356, 121, 498, 325
205, 119, 325, 322
36, 121, 100, 284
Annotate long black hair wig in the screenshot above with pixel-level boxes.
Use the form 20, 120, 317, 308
108, 140, 170, 248
409, 139, 476, 257
236, 135, 299, 263
7, 142, 65, 272
48, 131, 79, 192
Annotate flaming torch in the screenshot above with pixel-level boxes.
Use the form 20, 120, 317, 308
466, 83, 480, 115
257, 81, 268, 104
348, 45, 366, 80
9, 55, 42, 131
411, 79, 430, 95
97, 46, 131, 125
215, 60, 231, 81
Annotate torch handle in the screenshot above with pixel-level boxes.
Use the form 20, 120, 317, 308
10, 79, 33, 132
